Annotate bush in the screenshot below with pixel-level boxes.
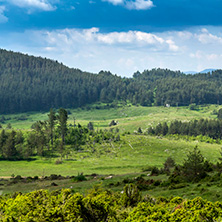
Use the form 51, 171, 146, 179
55, 159, 63, 164
109, 120, 117, 127
72, 173, 87, 182
164, 156, 175, 172
150, 166, 160, 176
121, 184, 141, 207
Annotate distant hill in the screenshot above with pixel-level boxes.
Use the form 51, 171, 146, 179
1, 49, 222, 113
184, 69, 217, 74
200, 69, 216, 73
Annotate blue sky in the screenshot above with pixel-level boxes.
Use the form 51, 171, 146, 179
0, 0, 222, 76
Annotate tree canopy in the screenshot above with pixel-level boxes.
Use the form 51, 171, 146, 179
1, 49, 222, 113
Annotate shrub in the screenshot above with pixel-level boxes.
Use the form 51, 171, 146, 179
150, 166, 160, 176
72, 173, 87, 182
121, 184, 141, 207
164, 156, 175, 172
55, 159, 63, 164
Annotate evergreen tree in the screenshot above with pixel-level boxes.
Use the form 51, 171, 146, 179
57, 108, 68, 143
182, 146, 207, 182
218, 108, 222, 119
2, 131, 17, 159
162, 122, 169, 136
48, 108, 56, 146
0, 129, 7, 156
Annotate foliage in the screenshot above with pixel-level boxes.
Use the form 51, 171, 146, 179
2, 49, 222, 114
1, 187, 222, 221
163, 156, 175, 173
87, 122, 94, 131
148, 118, 222, 141
0, 108, 121, 160
72, 173, 87, 182
121, 184, 142, 207
109, 120, 117, 127
137, 127, 143, 134
0, 188, 118, 221
182, 146, 207, 182
218, 108, 222, 119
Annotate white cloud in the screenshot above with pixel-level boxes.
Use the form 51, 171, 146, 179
27, 28, 181, 75
177, 31, 193, 40
207, 54, 219, 61
96, 30, 165, 45
0, 6, 8, 23
190, 51, 221, 61
3, 26, 222, 77
41, 28, 171, 49
166, 39, 179, 52
104, 0, 123, 5
125, 0, 154, 10
103, 0, 154, 10
195, 28, 222, 44
190, 50, 204, 59
7, 0, 56, 11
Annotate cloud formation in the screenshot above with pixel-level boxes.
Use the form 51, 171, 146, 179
0, 6, 8, 23
2, 27, 222, 76
195, 28, 222, 44
103, 0, 154, 10
40, 28, 178, 53
7, 0, 56, 11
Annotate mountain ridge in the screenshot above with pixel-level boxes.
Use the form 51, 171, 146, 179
1, 48, 222, 114
184, 69, 217, 74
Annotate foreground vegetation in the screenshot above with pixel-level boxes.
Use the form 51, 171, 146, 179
1, 186, 222, 221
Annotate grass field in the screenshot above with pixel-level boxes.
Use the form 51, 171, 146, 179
1, 104, 220, 132
0, 104, 222, 198
0, 134, 220, 177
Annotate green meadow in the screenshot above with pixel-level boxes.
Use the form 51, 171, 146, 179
0, 134, 220, 177
1, 104, 219, 131
0, 104, 222, 198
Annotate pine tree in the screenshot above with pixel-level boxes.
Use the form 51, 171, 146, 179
182, 146, 207, 182
48, 108, 56, 145
2, 131, 17, 159
57, 108, 68, 143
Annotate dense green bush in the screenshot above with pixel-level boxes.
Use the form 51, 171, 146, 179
1, 187, 222, 221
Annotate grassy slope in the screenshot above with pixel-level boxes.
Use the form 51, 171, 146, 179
0, 135, 220, 177
0, 104, 222, 199
0, 104, 220, 177
2, 104, 219, 131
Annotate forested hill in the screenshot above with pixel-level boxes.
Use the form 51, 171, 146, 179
1, 49, 222, 113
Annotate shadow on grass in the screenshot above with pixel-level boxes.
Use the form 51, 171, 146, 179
0, 157, 37, 161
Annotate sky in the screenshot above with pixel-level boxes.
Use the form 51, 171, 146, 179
0, 0, 222, 77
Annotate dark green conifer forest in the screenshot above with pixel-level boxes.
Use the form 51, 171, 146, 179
1, 49, 222, 113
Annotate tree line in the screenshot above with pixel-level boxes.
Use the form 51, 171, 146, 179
1, 49, 222, 113
147, 118, 222, 141
0, 108, 120, 160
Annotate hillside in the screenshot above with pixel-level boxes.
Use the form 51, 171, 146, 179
1, 49, 222, 113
